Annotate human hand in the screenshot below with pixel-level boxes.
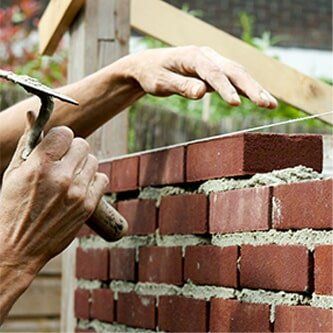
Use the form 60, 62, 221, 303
0, 113, 108, 275
128, 46, 277, 108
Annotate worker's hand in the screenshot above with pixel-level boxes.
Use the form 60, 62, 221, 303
128, 46, 277, 108
0, 113, 108, 276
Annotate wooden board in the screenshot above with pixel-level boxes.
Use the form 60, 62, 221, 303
8, 277, 60, 317
61, 1, 130, 331
38, 0, 85, 55
130, 0, 333, 124
0, 318, 59, 333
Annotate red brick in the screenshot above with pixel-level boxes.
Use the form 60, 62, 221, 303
210, 298, 270, 332
139, 246, 182, 285
139, 147, 184, 187
184, 246, 238, 287
74, 289, 90, 319
240, 244, 309, 292
117, 199, 156, 235
76, 248, 109, 280
186, 133, 322, 182
90, 289, 114, 323
98, 161, 112, 193
272, 179, 332, 230
117, 292, 156, 329
158, 296, 208, 332
159, 194, 208, 234
75, 329, 95, 333
109, 248, 136, 281
274, 305, 333, 332
209, 186, 271, 234
76, 224, 96, 238
110, 156, 139, 192
315, 245, 333, 295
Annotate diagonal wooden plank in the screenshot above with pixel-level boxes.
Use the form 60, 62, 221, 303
38, 0, 85, 55
130, 0, 333, 124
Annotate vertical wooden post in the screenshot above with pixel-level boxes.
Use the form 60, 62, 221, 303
61, 1, 130, 331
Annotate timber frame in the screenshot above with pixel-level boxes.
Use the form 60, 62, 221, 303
39, 0, 333, 124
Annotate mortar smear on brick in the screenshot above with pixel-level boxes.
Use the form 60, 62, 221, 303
212, 229, 333, 250
198, 166, 323, 195
78, 319, 155, 333
138, 186, 186, 206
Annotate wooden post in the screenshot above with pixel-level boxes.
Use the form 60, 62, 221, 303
60, 1, 130, 331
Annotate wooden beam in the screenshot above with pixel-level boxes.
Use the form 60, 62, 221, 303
130, 0, 333, 124
61, 1, 130, 331
38, 0, 84, 55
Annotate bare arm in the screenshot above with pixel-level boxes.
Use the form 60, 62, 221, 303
0, 46, 277, 174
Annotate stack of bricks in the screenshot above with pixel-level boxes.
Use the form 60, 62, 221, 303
74, 133, 332, 333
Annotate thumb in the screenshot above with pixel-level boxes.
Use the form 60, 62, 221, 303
167, 72, 207, 99
7, 111, 37, 171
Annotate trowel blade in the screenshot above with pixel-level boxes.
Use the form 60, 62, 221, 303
0, 69, 79, 105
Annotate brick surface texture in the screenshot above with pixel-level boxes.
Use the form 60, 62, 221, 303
74, 133, 332, 332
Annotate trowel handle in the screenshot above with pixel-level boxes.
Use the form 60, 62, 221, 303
86, 196, 128, 242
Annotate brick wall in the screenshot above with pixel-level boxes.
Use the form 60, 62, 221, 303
165, 0, 332, 50
74, 133, 332, 332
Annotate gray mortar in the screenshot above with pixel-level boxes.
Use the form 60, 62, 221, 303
79, 319, 156, 333
80, 235, 155, 250
310, 294, 333, 309
138, 186, 186, 206
155, 233, 210, 256
198, 166, 324, 195
212, 229, 333, 250
236, 288, 309, 323
77, 279, 102, 289
109, 280, 135, 299
182, 282, 235, 300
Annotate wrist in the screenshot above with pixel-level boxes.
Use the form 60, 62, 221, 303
104, 53, 146, 97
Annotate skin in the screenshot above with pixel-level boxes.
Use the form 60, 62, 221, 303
0, 46, 277, 323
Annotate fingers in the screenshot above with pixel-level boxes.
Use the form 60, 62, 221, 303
60, 138, 90, 175
85, 172, 109, 216
7, 111, 37, 171
164, 72, 207, 99
67, 154, 98, 203
31, 126, 74, 161
197, 47, 277, 108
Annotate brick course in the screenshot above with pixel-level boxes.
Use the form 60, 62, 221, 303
90, 289, 114, 323
314, 245, 333, 295
210, 298, 271, 332
158, 296, 208, 332
159, 194, 208, 234
76, 248, 109, 280
240, 244, 309, 292
117, 199, 157, 235
74, 132, 331, 332
184, 245, 238, 287
210, 186, 271, 233
272, 179, 332, 230
117, 292, 156, 329
139, 147, 184, 186
139, 246, 183, 285
274, 305, 333, 332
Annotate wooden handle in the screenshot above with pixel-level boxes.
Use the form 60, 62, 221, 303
86, 196, 128, 242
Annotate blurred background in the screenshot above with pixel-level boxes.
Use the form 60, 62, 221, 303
0, 1, 332, 332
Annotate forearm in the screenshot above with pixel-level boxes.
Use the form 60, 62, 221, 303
0, 265, 35, 324
0, 55, 144, 173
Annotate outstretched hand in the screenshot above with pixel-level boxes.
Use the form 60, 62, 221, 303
129, 46, 277, 108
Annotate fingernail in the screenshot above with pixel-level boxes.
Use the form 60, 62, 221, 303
191, 85, 202, 98
232, 92, 241, 104
260, 91, 270, 106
